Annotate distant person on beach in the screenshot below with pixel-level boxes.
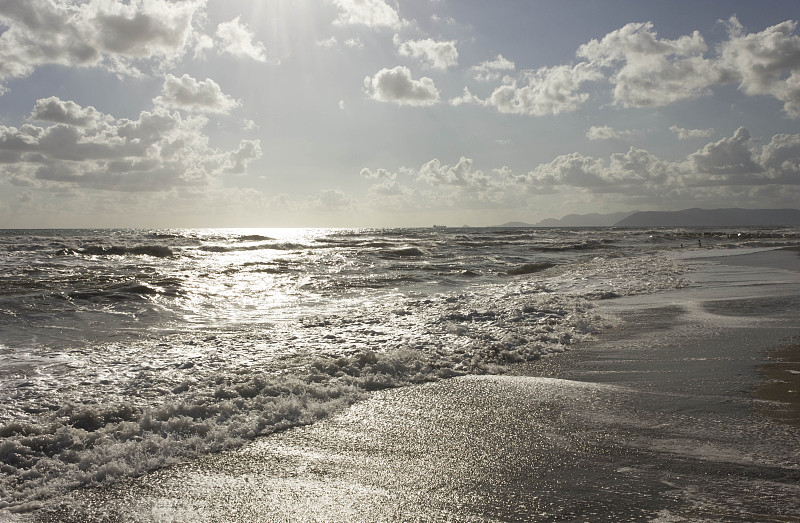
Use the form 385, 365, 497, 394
698, 239, 702, 247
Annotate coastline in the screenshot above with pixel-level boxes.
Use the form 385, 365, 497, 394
23, 249, 800, 521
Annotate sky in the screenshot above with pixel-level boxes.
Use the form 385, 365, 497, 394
1, 0, 800, 228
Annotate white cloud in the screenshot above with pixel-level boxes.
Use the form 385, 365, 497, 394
30, 97, 109, 127
416, 157, 490, 188
316, 36, 338, 48
394, 35, 458, 69
358, 129, 800, 213
669, 125, 714, 140
577, 21, 721, 108
331, 0, 404, 29
585, 125, 641, 141
485, 63, 601, 116
317, 36, 363, 50
527, 147, 673, 192
586, 126, 619, 141
0, 0, 204, 86
193, 34, 215, 59
306, 188, 356, 211
570, 16, 800, 115
364, 66, 440, 106
449, 18, 800, 119
222, 140, 262, 174
471, 54, 515, 82
215, 16, 267, 62
523, 127, 799, 195
344, 37, 363, 49
718, 17, 800, 117
360, 167, 396, 180
360, 157, 519, 211
0, 97, 262, 193
688, 127, 759, 175
449, 87, 484, 107
153, 74, 241, 114
761, 133, 800, 177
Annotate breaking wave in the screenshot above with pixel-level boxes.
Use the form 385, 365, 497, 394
57, 245, 174, 258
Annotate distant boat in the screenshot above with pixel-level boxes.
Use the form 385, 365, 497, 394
432, 225, 447, 229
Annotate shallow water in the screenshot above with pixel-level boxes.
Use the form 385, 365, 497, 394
2, 226, 799, 513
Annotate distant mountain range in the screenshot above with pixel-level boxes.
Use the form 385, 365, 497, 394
497, 208, 800, 227
497, 211, 635, 227
615, 208, 800, 227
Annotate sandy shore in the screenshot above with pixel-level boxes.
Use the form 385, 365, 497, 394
30, 249, 800, 522
757, 342, 800, 427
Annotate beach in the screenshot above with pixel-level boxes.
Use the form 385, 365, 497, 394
24, 248, 800, 522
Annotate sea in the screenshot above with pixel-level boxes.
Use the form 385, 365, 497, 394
1, 226, 799, 514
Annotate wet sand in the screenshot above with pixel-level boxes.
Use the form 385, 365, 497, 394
32, 250, 800, 521
756, 343, 800, 427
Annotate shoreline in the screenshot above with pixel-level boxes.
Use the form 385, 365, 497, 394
22, 249, 800, 521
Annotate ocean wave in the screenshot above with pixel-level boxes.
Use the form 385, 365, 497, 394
57, 245, 174, 258
63, 280, 183, 301
537, 240, 613, 252
377, 246, 426, 259
507, 262, 556, 275
198, 242, 308, 253
0, 286, 615, 512
236, 234, 275, 242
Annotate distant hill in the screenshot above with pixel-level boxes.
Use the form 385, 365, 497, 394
496, 212, 635, 228
497, 221, 535, 227
614, 208, 800, 227
534, 211, 634, 227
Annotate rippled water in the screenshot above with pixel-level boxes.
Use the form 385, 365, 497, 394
1, 226, 799, 511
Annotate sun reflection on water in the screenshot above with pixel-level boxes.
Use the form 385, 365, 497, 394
174, 228, 349, 328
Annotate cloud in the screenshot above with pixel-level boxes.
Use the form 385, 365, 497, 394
316, 36, 338, 48
446, 17, 800, 119
330, 0, 404, 29
527, 147, 673, 192
471, 54, 515, 82
306, 188, 355, 211
394, 35, 458, 69
358, 129, 800, 213
587, 125, 621, 141
0, 97, 261, 193
215, 16, 267, 62
0, 0, 204, 86
416, 157, 490, 188
222, 140, 262, 174
344, 37, 364, 49
761, 133, 800, 176
669, 125, 714, 140
359, 157, 523, 211
718, 17, 800, 117
30, 97, 109, 127
577, 21, 721, 108
447, 18, 800, 119
484, 63, 601, 116
364, 66, 440, 106
360, 167, 396, 180
153, 74, 241, 114
528, 127, 799, 195
449, 87, 484, 107
316, 35, 363, 50
688, 127, 759, 175
570, 16, 800, 115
